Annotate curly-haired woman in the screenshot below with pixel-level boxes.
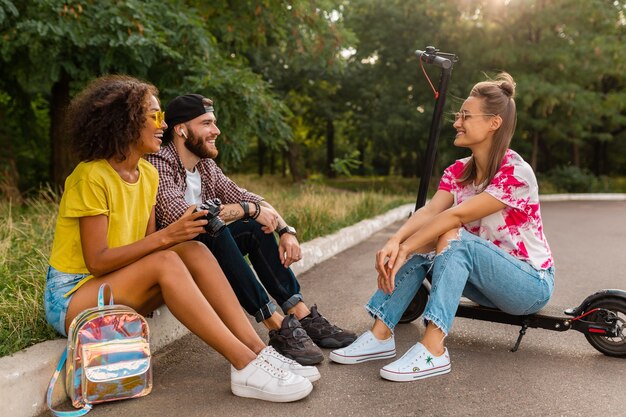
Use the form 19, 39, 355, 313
330, 73, 554, 382
44, 75, 316, 402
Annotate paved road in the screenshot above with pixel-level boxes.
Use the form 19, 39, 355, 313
47, 201, 626, 417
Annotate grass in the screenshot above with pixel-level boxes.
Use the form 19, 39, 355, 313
232, 174, 413, 242
0, 192, 59, 356
0, 176, 412, 357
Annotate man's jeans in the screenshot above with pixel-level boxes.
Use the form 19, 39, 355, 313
195, 219, 303, 322
366, 228, 555, 335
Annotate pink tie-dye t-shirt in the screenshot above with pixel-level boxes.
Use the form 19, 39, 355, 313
438, 149, 553, 270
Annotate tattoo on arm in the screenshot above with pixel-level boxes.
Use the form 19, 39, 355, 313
220, 208, 242, 222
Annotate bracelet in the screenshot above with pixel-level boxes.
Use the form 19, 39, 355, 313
240, 201, 250, 222
252, 202, 261, 220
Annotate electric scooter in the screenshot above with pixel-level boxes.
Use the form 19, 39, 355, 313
399, 47, 626, 358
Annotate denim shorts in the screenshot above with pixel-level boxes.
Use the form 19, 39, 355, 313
44, 265, 90, 336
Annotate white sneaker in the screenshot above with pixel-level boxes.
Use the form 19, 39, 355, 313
260, 346, 321, 382
231, 357, 313, 402
329, 330, 396, 364
380, 342, 450, 382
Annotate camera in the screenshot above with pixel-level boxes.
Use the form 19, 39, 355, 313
196, 198, 226, 237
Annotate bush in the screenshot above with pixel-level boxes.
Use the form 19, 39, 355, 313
545, 165, 598, 193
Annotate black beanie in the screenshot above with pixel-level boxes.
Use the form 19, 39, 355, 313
163, 94, 214, 142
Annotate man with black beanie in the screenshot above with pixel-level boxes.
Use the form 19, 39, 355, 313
146, 94, 356, 365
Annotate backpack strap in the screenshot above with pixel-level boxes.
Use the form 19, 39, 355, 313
97, 283, 114, 307
47, 348, 92, 416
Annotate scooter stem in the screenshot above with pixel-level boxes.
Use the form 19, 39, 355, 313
414, 48, 458, 211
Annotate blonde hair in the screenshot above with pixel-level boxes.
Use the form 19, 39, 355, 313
458, 72, 517, 188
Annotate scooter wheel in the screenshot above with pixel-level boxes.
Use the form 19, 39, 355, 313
399, 284, 429, 324
583, 296, 626, 358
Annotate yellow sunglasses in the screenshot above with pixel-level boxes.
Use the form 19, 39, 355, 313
149, 111, 165, 128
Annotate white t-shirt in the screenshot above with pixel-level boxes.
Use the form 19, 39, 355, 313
184, 168, 203, 206
438, 149, 553, 270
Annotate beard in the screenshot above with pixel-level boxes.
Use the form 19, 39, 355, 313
184, 129, 218, 159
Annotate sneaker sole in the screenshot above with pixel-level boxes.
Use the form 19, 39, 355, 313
379, 363, 451, 382
329, 349, 396, 365
280, 351, 324, 366
293, 369, 321, 382
231, 380, 313, 402
314, 336, 357, 349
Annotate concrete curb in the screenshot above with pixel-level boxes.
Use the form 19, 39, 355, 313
539, 193, 626, 202
0, 203, 414, 417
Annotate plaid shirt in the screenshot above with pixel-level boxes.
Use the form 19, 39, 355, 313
145, 142, 263, 230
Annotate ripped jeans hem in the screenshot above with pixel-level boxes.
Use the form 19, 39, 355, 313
422, 313, 450, 336
364, 304, 397, 333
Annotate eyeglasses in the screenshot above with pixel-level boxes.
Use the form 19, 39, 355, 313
148, 111, 165, 128
453, 112, 496, 123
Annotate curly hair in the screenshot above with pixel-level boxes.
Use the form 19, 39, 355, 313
67, 75, 159, 161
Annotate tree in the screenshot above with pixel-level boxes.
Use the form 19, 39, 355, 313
192, 0, 355, 180
0, 0, 295, 193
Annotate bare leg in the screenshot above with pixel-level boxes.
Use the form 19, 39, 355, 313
170, 242, 266, 354
261, 312, 285, 331
287, 301, 311, 321
371, 319, 393, 340
65, 243, 256, 369
421, 322, 446, 356
260, 301, 311, 330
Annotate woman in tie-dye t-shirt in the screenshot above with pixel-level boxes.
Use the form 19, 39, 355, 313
330, 73, 554, 383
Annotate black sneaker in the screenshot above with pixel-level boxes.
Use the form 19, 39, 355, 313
268, 314, 324, 366
299, 305, 357, 348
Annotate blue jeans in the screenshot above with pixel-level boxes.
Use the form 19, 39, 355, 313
366, 228, 555, 335
194, 219, 303, 322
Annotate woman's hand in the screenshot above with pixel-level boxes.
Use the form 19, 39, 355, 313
378, 244, 410, 294
375, 237, 401, 279
161, 205, 208, 245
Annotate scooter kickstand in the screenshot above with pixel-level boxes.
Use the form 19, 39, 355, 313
511, 322, 529, 352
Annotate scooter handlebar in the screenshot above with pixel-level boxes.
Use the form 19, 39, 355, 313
415, 49, 452, 69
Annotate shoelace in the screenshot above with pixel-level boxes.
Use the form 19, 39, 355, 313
255, 357, 290, 380
263, 347, 301, 367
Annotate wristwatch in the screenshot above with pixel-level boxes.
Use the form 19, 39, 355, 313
277, 225, 297, 237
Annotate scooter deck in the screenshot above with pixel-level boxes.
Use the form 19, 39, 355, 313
457, 299, 571, 330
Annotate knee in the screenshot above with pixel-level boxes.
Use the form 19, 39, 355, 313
151, 250, 188, 275
246, 221, 264, 239
436, 228, 461, 254
180, 240, 215, 260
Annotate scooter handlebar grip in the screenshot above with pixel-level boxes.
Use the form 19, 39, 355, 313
415, 49, 452, 69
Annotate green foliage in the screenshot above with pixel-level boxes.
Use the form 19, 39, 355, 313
1, 0, 626, 194
331, 150, 362, 177
0, 193, 59, 355
544, 165, 599, 193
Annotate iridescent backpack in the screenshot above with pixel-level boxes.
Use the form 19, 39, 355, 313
46, 284, 152, 416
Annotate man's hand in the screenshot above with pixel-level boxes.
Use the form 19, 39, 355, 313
255, 205, 280, 234
279, 233, 302, 268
